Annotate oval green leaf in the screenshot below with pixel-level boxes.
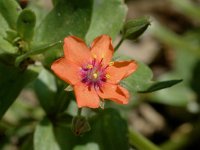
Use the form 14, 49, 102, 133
122, 61, 182, 93
85, 109, 129, 150
85, 0, 127, 44
17, 9, 36, 42
0, 0, 22, 29
33, 0, 93, 45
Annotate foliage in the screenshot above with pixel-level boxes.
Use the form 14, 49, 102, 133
0, 0, 192, 150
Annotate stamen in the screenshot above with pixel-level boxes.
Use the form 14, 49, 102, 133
86, 64, 93, 69
92, 53, 97, 58
99, 58, 103, 64
109, 61, 114, 66
81, 58, 108, 88
93, 73, 98, 79
101, 54, 105, 59
106, 74, 110, 79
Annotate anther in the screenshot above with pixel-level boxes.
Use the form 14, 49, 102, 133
106, 74, 110, 79
86, 64, 93, 69
109, 61, 114, 66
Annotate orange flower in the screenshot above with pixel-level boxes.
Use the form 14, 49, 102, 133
51, 35, 137, 108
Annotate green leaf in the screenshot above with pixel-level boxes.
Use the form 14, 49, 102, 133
0, 12, 9, 37
34, 118, 60, 150
139, 79, 183, 93
0, 64, 38, 119
4, 29, 19, 44
33, 0, 93, 45
123, 61, 181, 93
34, 0, 127, 45
0, 37, 17, 54
53, 119, 78, 150
85, 109, 129, 150
85, 0, 127, 44
149, 82, 195, 107
33, 69, 70, 115
17, 9, 36, 42
146, 71, 196, 107
0, 0, 22, 29
33, 69, 57, 114
122, 61, 153, 93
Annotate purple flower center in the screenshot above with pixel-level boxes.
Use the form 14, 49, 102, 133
80, 58, 108, 88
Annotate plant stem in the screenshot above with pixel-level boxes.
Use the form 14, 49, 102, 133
129, 128, 161, 150
15, 40, 62, 66
77, 108, 82, 116
114, 37, 124, 51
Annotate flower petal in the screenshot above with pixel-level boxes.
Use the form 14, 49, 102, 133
64, 36, 91, 66
90, 35, 114, 65
51, 57, 81, 85
74, 83, 100, 108
97, 83, 130, 104
106, 60, 137, 84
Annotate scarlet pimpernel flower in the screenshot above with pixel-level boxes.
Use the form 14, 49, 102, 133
51, 35, 137, 108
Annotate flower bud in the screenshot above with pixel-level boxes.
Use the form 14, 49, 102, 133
122, 16, 150, 40
17, 9, 36, 42
72, 116, 91, 136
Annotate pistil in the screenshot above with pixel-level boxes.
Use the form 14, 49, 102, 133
93, 73, 98, 79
